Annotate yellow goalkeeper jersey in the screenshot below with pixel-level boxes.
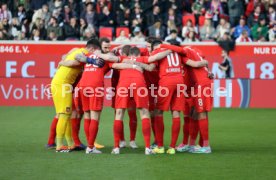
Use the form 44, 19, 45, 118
52, 48, 88, 85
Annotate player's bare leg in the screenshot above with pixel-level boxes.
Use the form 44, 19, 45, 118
86, 110, 102, 154
112, 109, 126, 154
138, 108, 154, 155
153, 109, 165, 154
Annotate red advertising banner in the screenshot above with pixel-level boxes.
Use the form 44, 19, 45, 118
0, 78, 112, 107
195, 44, 276, 80
0, 78, 52, 106
213, 79, 276, 108
0, 42, 275, 108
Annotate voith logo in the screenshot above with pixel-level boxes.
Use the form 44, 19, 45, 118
4, 61, 58, 78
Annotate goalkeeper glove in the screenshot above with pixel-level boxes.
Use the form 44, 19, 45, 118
75, 54, 105, 67
87, 57, 105, 67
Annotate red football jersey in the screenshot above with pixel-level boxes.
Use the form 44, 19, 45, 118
144, 68, 160, 87
79, 54, 110, 87
111, 68, 120, 88
108, 54, 126, 108
119, 56, 148, 83
183, 64, 194, 89
110, 55, 127, 88
183, 47, 211, 86
139, 48, 160, 87
151, 48, 184, 85
140, 47, 149, 56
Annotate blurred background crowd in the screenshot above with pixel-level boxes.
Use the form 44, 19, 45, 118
0, 0, 275, 45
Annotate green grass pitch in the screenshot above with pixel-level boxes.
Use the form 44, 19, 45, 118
0, 107, 275, 180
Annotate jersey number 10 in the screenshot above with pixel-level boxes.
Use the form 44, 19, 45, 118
167, 52, 180, 67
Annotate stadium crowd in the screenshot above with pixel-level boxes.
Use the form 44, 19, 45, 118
0, 0, 275, 42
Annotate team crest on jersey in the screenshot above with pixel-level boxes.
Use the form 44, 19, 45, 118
66, 107, 71, 112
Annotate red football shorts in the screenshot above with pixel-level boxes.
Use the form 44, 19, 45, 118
156, 84, 185, 111
183, 97, 193, 115
80, 86, 104, 111
148, 89, 157, 111
111, 87, 116, 109
193, 84, 213, 113
115, 80, 149, 109
112, 88, 137, 109
128, 99, 136, 109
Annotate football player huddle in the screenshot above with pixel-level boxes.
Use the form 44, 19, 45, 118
46, 37, 213, 155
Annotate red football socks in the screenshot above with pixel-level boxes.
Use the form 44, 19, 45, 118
170, 117, 180, 148
151, 115, 157, 143
189, 118, 199, 146
182, 116, 190, 145
120, 122, 125, 141
88, 119, 99, 148
142, 118, 151, 148
84, 118, 90, 143
128, 109, 137, 141
154, 116, 164, 147
71, 118, 82, 146
47, 117, 58, 145
114, 120, 123, 148
199, 136, 203, 147
198, 118, 209, 147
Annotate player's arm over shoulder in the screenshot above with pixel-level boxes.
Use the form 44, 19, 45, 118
184, 57, 208, 68
58, 48, 82, 67
135, 57, 156, 71
121, 57, 156, 71
160, 44, 185, 55
111, 63, 143, 72
148, 50, 172, 63
94, 51, 120, 62
58, 59, 81, 67
68, 48, 80, 55
59, 48, 80, 62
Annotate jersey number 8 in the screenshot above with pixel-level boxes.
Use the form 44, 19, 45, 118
198, 98, 203, 107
